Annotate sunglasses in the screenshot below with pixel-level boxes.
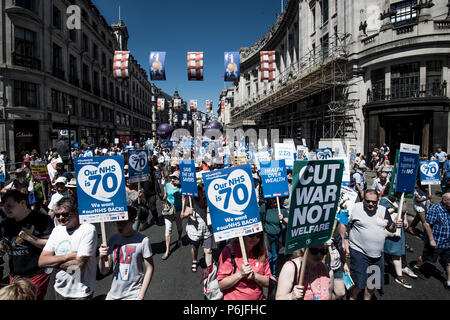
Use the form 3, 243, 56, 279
246, 233, 262, 239
55, 211, 71, 219
309, 247, 328, 256
365, 199, 378, 205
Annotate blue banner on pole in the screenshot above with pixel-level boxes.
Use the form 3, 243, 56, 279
149, 52, 166, 81
419, 160, 440, 185
224, 52, 240, 82
202, 165, 263, 242
75, 155, 128, 224
128, 150, 149, 184
180, 160, 198, 197
396, 144, 420, 193
259, 160, 290, 198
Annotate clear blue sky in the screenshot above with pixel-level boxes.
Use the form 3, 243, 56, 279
92, 0, 286, 112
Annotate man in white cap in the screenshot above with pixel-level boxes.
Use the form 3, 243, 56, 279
47, 177, 69, 223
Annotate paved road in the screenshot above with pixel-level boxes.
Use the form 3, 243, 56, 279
1, 171, 449, 300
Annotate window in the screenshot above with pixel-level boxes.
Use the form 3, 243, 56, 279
53, 6, 61, 29
312, 6, 316, 30
15, 0, 36, 11
426, 61, 443, 96
14, 26, 39, 69
371, 68, 385, 101
102, 52, 106, 68
93, 44, 98, 60
69, 29, 77, 42
321, 34, 329, 60
82, 34, 89, 52
14, 81, 38, 108
391, 62, 420, 99
321, 0, 329, 24
52, 43, 64, 79
51, 89, 60, 112
390, 0, 417, 26
69, 55, 78, 84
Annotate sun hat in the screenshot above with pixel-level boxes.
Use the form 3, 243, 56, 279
53, 176, 68, 186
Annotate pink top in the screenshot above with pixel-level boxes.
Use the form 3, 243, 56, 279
293, 259, 331, 301
217, 242, 272, 300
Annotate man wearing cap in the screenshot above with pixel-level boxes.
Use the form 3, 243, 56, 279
47, 177, 69, 224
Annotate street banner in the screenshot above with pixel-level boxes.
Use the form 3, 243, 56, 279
297, 146, 309, 160
335, 186, 358, 226
224, 52, 240, 82
157, 98, 165, 112
286, 159, 344, 252
260, 51, 276, 82
315, 148, 333, 160
179, 160, 198, 197
113, 51, 130, 80
128, 150, 149, 184
259, 160, 289, 198
274, 143, 296, 169
149, 52, 166, 81
202, 165, 263, 242
419, 160, 440, 186
30, 164, 50, 181
206, 100, 212, 113
395, 143, 420, 193
173, 99, 182, 111
187, 52, 204, 81
74, 155, 128, 224
190, 100, 197, 112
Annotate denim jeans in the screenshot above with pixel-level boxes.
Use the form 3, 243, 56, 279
265, 233, 282, 277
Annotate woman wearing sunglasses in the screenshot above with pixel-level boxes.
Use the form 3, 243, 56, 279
217, 232, 271, 300
276, 245, 333, 300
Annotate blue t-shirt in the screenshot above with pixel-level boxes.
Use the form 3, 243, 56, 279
444, 161, 450, 179
435, 151, 447, 163
165, 183, 182, 211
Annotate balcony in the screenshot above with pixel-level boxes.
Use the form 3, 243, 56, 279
12, 52, 41, 70
82, 81, 91, 92
52, 67, 65, 80
367, 82, 448, 103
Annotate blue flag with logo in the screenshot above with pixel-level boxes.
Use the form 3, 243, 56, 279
259, 160, 290, 198
150, 52, 166, 81
315, 148, 333, 160
224, 52, 240, 82
180, 160, 198, 197
202, 165, 263, 242
75, 155, 128, 224
128, 150, 149, 184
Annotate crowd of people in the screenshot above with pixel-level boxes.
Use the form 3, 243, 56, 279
0, 141, 448, 301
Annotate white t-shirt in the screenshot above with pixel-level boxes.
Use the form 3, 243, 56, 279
43, 224, 98, 298
106, 233, 153, 300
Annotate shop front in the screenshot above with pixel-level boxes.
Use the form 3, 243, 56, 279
14, 120, 39, 162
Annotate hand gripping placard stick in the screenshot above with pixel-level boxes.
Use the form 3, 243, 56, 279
100, 222, 109, 268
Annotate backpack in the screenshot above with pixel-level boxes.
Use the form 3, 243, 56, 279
201, 243, 236, 300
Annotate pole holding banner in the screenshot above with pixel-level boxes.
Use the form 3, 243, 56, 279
100, 222, 109, 268
238, 236, 249, 264
298, 248, 309, 289
395, 192, 405, 237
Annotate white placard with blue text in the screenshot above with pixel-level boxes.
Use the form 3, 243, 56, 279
259, 160, 290, 198
180, 160, 199, 197
202, 165, 263, 242
128, 150, 149, 183
75, 155, 128, 224
274, 143, 296, 169
419, 160, 440, 185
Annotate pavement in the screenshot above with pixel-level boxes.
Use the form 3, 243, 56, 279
0, 170, 449, 300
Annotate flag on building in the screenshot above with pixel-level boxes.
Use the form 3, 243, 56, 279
149, 52, 166, 81
260, 51, 276, 82
187, 52, 203, 81
157, 98, 165, 112
173, 99, 182, 111
113, 51, 130, 80
190, 100, 197, 112
224, 52, 240, 82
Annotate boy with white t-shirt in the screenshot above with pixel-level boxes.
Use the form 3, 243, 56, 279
39, 197, 98, 300
98, 206, 154, 300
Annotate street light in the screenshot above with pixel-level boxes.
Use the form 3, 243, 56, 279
66, 104, 73, 169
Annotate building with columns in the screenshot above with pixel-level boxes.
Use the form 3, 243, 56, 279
0, 0, 162, 162
227, 0, 450, 158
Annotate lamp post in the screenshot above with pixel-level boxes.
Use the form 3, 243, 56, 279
66, 104, 73, 169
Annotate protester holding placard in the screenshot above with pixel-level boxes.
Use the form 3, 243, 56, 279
276, 245, 333, 300
407, 181, 432, 236
98, 207, 154, 300
181, 183, 213, 272
39, 196, 98, 300
217, 234, 271, 300
162, 171, 183, 260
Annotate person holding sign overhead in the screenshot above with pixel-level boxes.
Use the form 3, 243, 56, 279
276, 244, 333, 300
217, 233, 271, 300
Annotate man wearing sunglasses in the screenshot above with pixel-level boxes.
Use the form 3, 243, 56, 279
39, 197, 98, 300
340, 189, 402, 300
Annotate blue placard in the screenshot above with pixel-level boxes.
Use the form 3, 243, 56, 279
180, 160, 198, 197
315, 148, 333, 160
166, 141, 173, 150
396, 150, 419, 193
259, 160, 290, 198
75, 155, 128, 224
419, 160, 440, 185
335, 209, 349, 226
83, 150, 93, 157
202, 165, 263, 242
128, 150, 149, 184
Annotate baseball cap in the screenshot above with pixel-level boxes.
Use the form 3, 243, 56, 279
53, 176, 68, 186
169, 171, 180, 179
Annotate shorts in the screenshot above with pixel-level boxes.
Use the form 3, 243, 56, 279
189, 235, 213, 250
164, 210, 182, 237
9, 272, 51, 300
349, 248, 384, 290
333, 265, 345, 280
422, 244, 450, 264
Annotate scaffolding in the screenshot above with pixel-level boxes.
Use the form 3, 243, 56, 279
231, 32, 358, 143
